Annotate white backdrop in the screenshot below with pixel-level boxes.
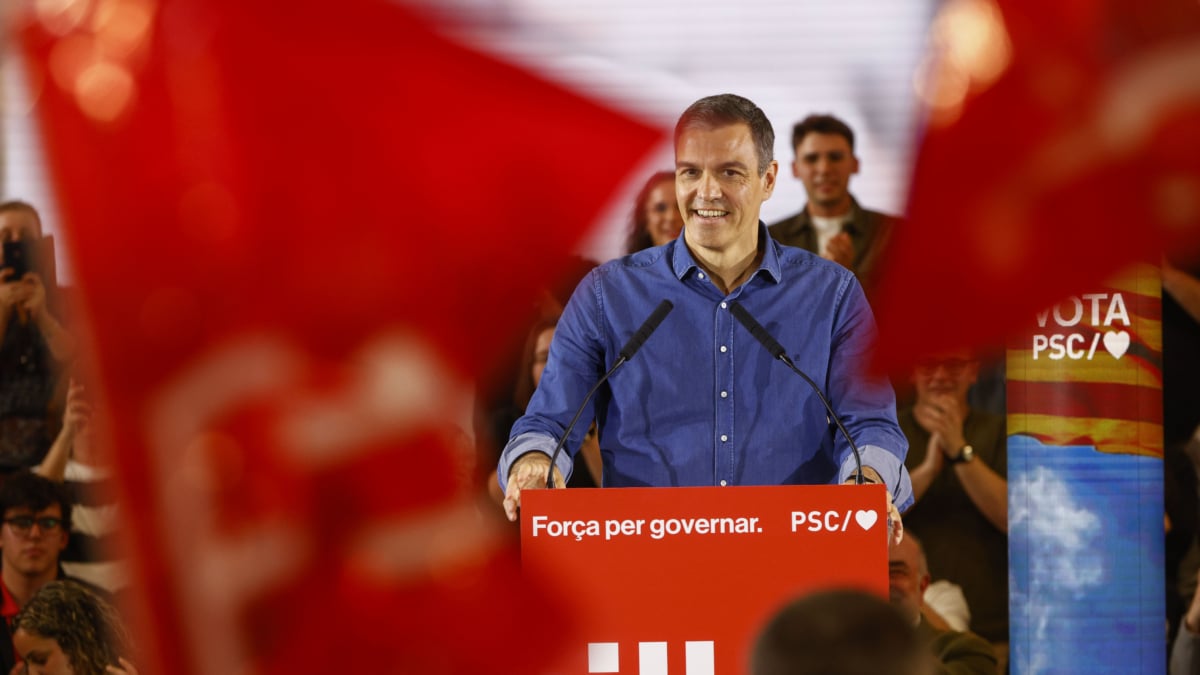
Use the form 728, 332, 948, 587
1, 0, 937, 273
412, 0, 935, 260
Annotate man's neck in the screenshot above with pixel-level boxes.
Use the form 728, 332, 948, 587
2, 566, 55, 608
688, 239, 763, 295
806, 197, 853, 220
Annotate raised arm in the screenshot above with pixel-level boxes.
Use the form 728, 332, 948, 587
36, 379, 89, 482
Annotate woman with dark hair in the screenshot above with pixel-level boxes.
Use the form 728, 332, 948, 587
624, 171, 682, 253
485, 313, 601, 501
12, 580, 137, 675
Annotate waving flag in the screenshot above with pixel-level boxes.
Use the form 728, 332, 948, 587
872, 0, 1200, 370
1008, 264, 1163, 457
16, 1, 659, 673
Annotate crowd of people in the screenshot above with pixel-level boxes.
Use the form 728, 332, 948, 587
0, 200, 136, 673
3, 91, 1199, 674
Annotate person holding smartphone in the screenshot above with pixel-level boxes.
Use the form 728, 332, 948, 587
0, 201, 75, 471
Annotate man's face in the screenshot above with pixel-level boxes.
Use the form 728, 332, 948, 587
911, 350, 979, 403
888, 535, 927, 625
0, 504, 68, 579
676, 122, 777, 256
0, 208, 42, 267
791, 132, 858, 213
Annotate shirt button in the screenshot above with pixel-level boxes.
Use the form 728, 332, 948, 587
720, 434, 728, 442
720, 391, 728, 398
698, 272, 706, 279
720, 480, 728, 487
720, 301, 728, 309
720, 345, 727, 353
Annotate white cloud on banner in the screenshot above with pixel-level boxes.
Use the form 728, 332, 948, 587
1010, 463, 1103, 666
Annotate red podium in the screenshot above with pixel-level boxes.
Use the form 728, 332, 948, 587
521, 484, 889, 675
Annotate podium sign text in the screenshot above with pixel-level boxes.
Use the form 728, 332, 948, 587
522, 484, 888, 674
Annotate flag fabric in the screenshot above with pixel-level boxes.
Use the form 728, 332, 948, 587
17, 1, 660, 673
872, 0, 1200, 372
1006, 264, 1166, 671
1007, 263, 1163, 457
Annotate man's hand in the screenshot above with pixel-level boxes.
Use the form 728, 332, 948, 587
502, 453, 565, 522
0, 269, 29, 311
821, 232, 855, 269
914, 393, 967, 457
19, 272, 47, 319
886, 492, 904, 545
61, 379, 92, 434
843, 466, 903, 545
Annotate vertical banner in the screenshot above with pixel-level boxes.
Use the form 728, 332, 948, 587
1007, 263, 1164, 673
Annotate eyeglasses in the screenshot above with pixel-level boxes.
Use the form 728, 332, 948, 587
914, 358, 973, 375
3, 516, 63, 534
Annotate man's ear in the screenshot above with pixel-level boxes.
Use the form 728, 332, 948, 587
850, 154, 860, 176
761, 160, 779, 201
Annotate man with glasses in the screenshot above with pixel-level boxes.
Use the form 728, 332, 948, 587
899, 349, 1009, 671
0, 471, 79, 674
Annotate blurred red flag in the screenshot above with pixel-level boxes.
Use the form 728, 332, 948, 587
873, 0, 1200, 369
18, 1, 659, 673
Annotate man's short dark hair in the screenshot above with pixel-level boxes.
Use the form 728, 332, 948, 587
0, 471, 73, 533
675, 94, 775, 175
752, 589, 930, 675
791, 114, 856, 153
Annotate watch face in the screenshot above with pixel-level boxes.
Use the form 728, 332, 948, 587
962, 445, 974, 461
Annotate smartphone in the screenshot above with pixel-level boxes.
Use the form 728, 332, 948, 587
1, 240, 32, 281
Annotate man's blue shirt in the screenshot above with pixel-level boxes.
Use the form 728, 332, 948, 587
500, 225, 913, 510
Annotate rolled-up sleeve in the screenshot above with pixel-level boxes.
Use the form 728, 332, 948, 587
498, 432, 574, 492
838, 444, 915, 512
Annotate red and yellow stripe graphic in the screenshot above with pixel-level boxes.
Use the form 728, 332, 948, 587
1007, 263, 1163, 457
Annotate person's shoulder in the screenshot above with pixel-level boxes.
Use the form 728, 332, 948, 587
775, 239, 853, 278
767, 210, 805, 230
767, 211, 808, 242
855, 202, 905, 228
929, 626, 998, 663
617, 242, 669, 269
599, 241, 682, 283
57, 573, 113, 602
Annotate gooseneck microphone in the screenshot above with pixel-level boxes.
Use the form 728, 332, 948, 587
544, 300, 674, 488
728, 301, 866, 485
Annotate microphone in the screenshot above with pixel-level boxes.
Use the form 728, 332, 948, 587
728, 301, 866, 485
544, 300, 674, 488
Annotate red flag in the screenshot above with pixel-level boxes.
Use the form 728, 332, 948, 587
17, 1, 659, 672
872, 0, 1200, 370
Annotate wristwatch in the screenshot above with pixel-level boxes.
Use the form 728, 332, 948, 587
951, 444, 975, 464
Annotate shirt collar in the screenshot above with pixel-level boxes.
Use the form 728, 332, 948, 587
670, 222, 782, 284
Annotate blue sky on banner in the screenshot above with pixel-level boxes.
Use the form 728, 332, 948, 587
1009, 435, 1164, 673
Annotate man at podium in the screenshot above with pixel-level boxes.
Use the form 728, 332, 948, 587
499, 94, 911, 536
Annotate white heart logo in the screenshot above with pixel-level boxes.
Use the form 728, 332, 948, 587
854, 510, 878, 531
1103, 331, 1130, 359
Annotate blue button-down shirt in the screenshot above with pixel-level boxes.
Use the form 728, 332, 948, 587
500, 225, 912, 510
